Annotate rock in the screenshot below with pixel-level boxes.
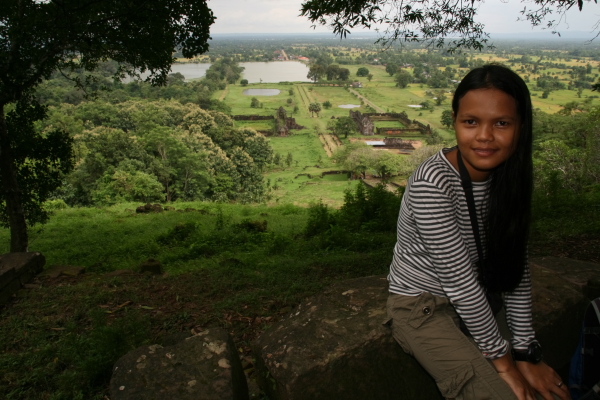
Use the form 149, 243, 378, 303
40, 265, 85, 278
253, 275, 439, 400
0, 252, 46, 306
139, 258, 163, 275
136, 203, 164, 213
160, 332, 192, 347
253, 258, 593, 400
105, 269, 136, 278
110, 328, 249, 400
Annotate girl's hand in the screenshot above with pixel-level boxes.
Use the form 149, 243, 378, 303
492, 353, 536, 400
516, 361, 572, 400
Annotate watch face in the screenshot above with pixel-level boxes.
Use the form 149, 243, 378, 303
529, 342, 542, 363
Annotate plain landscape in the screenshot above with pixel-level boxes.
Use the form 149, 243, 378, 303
1, 33, 600, 399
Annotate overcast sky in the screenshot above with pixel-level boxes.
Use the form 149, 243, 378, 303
207, 0, 600, 39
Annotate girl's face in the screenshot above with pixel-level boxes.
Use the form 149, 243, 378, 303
453, 87, 520, 182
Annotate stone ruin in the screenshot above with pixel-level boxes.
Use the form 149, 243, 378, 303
350, 111, 432, 136
349, 110, 375, 136
276, 106, 305, 136
383, 137, 416, 150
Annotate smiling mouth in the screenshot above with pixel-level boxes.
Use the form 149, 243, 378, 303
473, 148, 498, 156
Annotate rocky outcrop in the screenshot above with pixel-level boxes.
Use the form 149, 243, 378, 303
252, 275, 439, 400
110, 328, 249, 400
0, 252, 46, 306
136, 203, 164, 213
252, 258, 594, 400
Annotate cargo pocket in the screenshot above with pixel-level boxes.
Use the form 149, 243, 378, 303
436, 363, 474, 399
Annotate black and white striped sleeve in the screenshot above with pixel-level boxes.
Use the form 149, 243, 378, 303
408, 177, 509, 359
504, 262, 535, 351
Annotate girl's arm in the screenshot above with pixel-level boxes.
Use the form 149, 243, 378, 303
504, 261, 535, 351
408, 177, 508, 358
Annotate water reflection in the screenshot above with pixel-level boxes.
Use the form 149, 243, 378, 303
125, 61, 310, 83
243, 89, 281, 96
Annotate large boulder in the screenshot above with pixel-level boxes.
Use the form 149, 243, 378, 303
0, 252, 45, 306
253, 275, 440, 400
110, 328, 249, 400
253, 258, 594, 400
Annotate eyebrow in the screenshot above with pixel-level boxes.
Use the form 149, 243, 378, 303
457, 113, 517, 120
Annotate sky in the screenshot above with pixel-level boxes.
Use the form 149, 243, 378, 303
207, 0, 600, 39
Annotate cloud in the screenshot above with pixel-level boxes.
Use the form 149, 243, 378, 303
207, 0, 600, 35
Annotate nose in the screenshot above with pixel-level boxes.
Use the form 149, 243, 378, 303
475, 123, 494, 142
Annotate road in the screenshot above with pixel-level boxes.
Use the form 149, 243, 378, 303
347, 88, 385, 113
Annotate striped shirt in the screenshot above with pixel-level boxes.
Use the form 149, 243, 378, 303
388, 148, 535, 359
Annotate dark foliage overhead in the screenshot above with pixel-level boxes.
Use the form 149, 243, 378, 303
300, 0, 597, 51
0, 0, 215, 103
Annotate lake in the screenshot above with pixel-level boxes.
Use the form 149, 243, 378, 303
243, 89, 281, 96
129, 61, 310, 83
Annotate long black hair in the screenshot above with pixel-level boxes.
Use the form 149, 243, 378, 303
452, 64, 533, 293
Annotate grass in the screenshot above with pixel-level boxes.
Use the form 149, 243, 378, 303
266, 131, 357, 207
0, 191, 397, 399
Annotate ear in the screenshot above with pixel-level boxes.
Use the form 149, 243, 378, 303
452, 112, 456, 122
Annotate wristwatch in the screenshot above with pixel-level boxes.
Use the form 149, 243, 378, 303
511, 341, 542, 364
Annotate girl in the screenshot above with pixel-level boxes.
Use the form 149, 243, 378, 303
386, 64, 570, 400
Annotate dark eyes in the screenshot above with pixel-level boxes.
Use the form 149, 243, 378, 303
461, 120, 510, 126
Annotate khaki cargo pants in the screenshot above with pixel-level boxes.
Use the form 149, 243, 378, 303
386, 292, 518, 400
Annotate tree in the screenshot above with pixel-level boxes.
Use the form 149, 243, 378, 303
373, 151, 403, 182
395, 70, 413, 88
300, 0, 593, 51
441, 109, 454, 129
338, 68, 351, 81
251, 97, 261, 108
357, 67, 370, 77
323, 100, 333, 109
309, 102, 322, 117
240, 79, 249, 86
434, 90, 447, 106
307, 64, 325, 83
326, 65, 341, 81
1, 0, 215, 252
386, 63, 398, 76
329, 116, 359, 138
367, 74, 374, 82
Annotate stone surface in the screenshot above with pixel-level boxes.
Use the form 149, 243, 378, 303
253, 258, 596, 400
0, 252, 46, 306
253, 275, 441, 400
110, 328, 249, 400
139, 258, 163, 275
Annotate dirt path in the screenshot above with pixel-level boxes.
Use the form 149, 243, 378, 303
297, 85, 311, 110
321, 134, 340, 156
348, 88, 385, 112
219, 85, 229, 101
318, 134, 333, 157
